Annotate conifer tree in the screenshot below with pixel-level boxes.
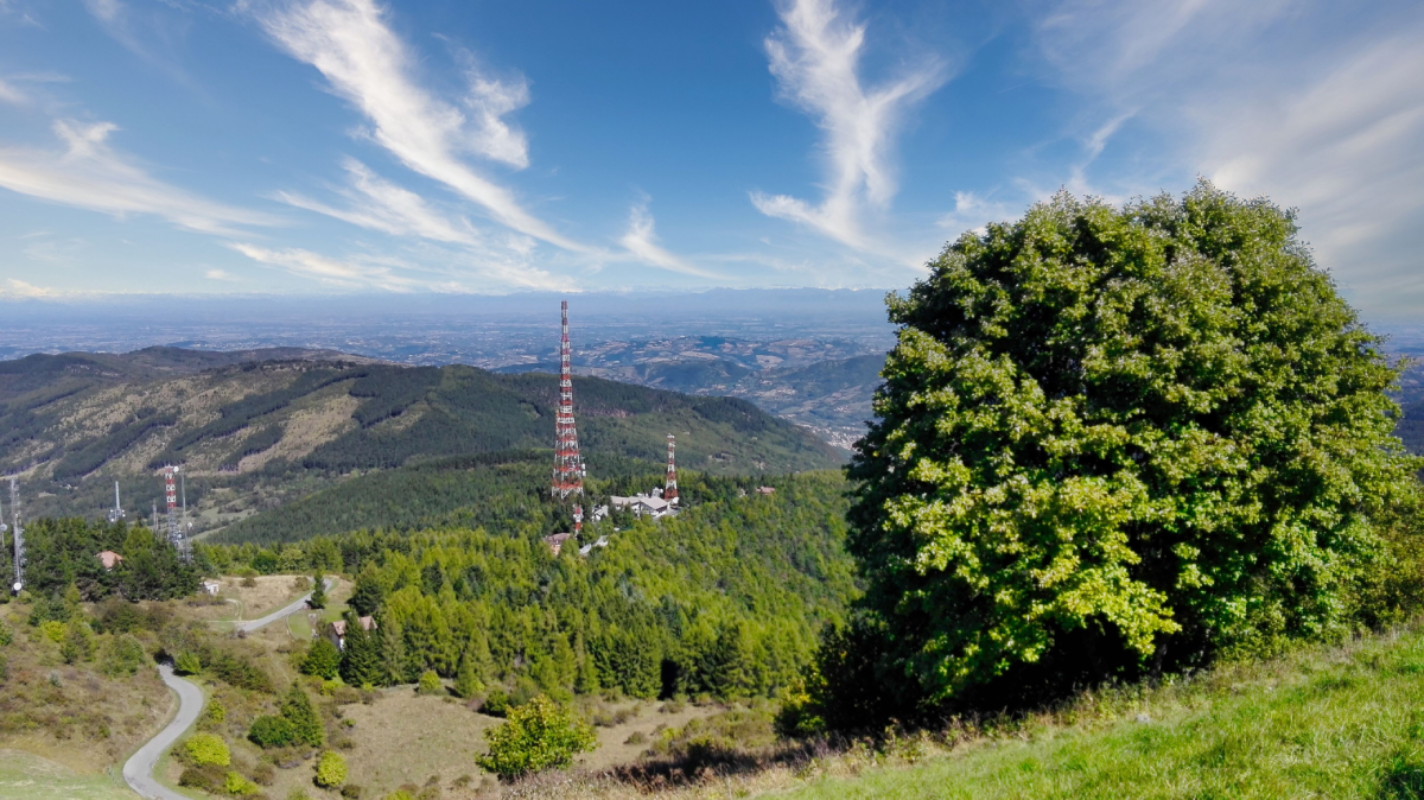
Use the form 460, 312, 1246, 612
339, 611, 383, 689
302, 638, 341, 680
279, 682, 324, 747
453, 650, 485, 700
379, 617, 410, 686
309, 570, 327, 610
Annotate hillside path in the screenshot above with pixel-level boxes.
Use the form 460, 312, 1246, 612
122, 664, 202, 800
233, 577, 334, 633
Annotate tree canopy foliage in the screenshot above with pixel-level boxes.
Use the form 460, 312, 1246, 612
837, 184, 1424, 718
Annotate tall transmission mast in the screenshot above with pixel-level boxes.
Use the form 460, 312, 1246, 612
9, 477, 23, 593
163, 466, 190, 562
665, 434, 678, 507
551, 300, 584, 534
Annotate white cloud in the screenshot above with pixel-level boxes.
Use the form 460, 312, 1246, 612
276, 158, 481, 246
618, 199, 720, 279
205, 268, 237, 281
255, 0, 584, 251
0, 278, 58, 298
0, 78, 25, 105
751, 0, 946, 249
0, 120, 279, 235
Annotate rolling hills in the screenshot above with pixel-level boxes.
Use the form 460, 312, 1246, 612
0, 348, 840, 535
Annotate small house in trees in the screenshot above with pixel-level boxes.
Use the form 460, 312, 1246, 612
201, 580, 222, 596
96, 551, 125, 570
544, 533, 576, 556
756, 486, 776, 495
328, 616, 377, 650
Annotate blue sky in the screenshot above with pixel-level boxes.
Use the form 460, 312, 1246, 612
0, 0, 1421, 320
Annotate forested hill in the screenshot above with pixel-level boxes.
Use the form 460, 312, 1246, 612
0, 350, 840, 530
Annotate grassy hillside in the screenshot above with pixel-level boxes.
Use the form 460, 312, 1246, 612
771, 624, 1424, 800
0, 350, 839, 532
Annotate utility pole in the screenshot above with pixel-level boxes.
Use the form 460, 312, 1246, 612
163, 466, 190, 563
9, 477, 23, 593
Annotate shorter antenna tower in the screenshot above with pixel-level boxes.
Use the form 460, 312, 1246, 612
9, 478, 23, 593
108, 480, 126, 523
665, 434, 678, 507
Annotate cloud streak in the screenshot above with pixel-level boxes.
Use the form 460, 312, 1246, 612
275, 158, 481, 246
751, 0, 946, 249
618, 199, 720, 279
255, 0, 584, 251
0, 120, 278, 235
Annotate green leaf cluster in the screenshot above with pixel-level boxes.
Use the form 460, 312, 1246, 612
314, 750, 348, 788
477, 695, 596, 778
846, 184, 1424, 711
183, 732, 231, 767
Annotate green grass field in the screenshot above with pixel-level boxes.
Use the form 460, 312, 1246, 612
778, 626, 1424, 800
0, 750, 134, 800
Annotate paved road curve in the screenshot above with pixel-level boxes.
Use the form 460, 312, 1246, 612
122, 664, 203, 800
122, 579, 334, 798
233, 577, 334, 634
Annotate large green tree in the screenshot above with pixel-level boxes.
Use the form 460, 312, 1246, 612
846, 184, 1422, 710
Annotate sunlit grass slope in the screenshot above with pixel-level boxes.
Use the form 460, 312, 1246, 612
780, 625, 1424, 800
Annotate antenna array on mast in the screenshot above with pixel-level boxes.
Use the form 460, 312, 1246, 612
665, 434, 678, 506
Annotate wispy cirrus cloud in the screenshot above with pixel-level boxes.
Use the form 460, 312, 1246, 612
275, 157, 481, 246
0, 77, 25, 105
0, 119, 278, 235
618, 198, 720, 279
751, 0, 947, 250
254, 0, 584, 251
227, 242, 432, 292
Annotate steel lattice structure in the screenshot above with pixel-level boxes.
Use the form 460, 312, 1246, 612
552, 301, 584, 533
163, 466, 190, 562
665, 434, 678, 506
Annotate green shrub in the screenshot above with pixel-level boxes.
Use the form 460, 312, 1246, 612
41, 619, 65, 643
60, 620, 95, 664
225, 770, 260, 796
202, 698, 227, 729
184, 732, 231, 767
416, 670, 442, 696
315, 750, 348, 788
100, 634, 146, 677
477, 695, 597, 779
179, 763, 224, 792
482, 688, 510, 717
0, 621, 12, 647
248, 715, 296, 748
174, 651, 202, 676
302, 639, 341, 680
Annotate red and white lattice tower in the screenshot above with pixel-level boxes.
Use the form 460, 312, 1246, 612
552, 301, 584, 533
664, 434, 678, 506
163, 466, 190, 561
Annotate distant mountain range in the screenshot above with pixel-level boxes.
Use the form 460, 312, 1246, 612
0, 347, 840, 535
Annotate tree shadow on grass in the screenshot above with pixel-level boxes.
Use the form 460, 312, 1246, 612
1379, 755, 1424, 800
